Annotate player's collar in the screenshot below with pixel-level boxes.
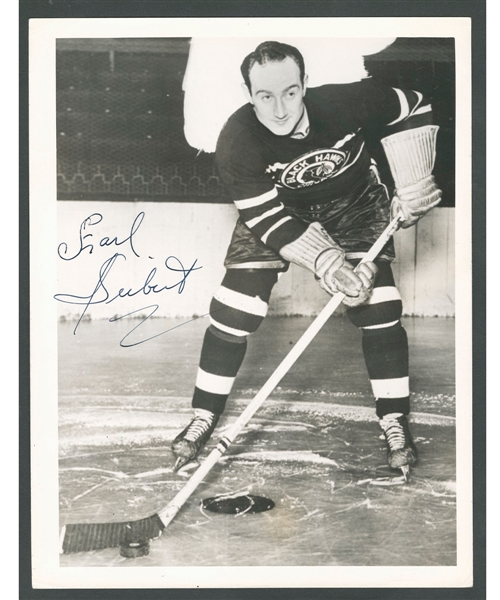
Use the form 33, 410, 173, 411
289, 107, 310, 139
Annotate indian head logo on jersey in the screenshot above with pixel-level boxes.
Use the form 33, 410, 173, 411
265, 132, 364, 190
266, 147, 351, 190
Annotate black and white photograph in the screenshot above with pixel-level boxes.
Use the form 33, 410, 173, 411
27, 13, 475, 591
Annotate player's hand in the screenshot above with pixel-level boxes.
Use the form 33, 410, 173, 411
317, 252, 377, 306
391, 175, 442, 229
341, 262, 378, 307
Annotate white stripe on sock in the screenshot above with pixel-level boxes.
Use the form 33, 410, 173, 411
196, 368, 235, 395
214, 286, 268, 317
209, 316, 249, 337
362, 319, 399, 330
371, 376, 409, 398
367, 286, 402, 305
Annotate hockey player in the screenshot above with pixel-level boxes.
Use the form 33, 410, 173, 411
172, 41, 442, 478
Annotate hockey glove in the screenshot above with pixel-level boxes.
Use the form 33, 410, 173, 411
280, 222, 345, 276
391, 175, 442, 229
317, 256, 378, 306
382, 125, 442, 229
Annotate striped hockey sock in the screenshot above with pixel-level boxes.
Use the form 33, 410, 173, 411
191, 269, 278, 415
346, 261, 409, 418
362, 322, 410, 418
192, 326, 247, 415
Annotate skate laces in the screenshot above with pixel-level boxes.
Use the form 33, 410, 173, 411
183, 410, 216, 442
379, 414, 407, 451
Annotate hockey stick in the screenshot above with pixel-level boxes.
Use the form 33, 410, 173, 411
60, 213, 404, 554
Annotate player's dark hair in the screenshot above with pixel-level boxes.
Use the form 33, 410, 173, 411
241, 41, 305, 92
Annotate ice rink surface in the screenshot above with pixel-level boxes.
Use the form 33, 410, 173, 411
58, 315, 455, 567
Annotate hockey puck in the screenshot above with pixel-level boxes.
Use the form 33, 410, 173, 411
119, 540, 150, 558
202, 494, 275, 515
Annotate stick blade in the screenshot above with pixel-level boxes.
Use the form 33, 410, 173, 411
61, 513, 165, 554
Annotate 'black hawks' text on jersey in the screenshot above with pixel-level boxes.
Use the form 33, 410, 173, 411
216, 79, 432, 256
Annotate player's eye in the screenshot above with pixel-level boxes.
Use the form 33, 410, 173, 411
287, 91, 296, 98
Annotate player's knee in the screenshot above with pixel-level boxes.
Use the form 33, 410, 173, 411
346, 288, 403, 330
208, 324, 248, 344
208, 287, 269, 337
208, 269, 277, 337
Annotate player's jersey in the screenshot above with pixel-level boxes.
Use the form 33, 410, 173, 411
216, 78, 432, 254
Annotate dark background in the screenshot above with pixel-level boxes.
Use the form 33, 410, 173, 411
56, 37, 455, 205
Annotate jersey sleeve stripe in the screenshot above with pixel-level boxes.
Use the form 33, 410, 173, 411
413, 90, 424, 109
233, 188, 278, 209
410, 105, 432, 116
245, 205, 284, 229
387, 88, 410, 126
261, 216, 293, 244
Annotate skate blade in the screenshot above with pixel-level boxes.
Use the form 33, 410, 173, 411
174, 456, 195, 472
400, 465, 411, 483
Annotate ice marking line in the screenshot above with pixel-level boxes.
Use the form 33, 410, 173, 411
133, 467, 174, 478
59, 467, 129, 478
72, 478, 113, 502
221, 451, 340, 467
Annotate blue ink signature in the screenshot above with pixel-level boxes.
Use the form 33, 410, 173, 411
54, 252, 202, 334
57, 212, 145, 261
109, 304, 223, 348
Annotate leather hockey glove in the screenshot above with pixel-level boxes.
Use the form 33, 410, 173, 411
381, 125, 442, 229
391, 175, 442, 229
317, 255, 378, 306
280, 222, 377, 306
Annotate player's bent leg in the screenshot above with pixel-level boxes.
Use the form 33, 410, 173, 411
172, 269, 279, 467
346, 260, 417, 473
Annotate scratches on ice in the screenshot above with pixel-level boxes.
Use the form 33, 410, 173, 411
335, 498, 373, 513
218, 418, 318, 433
133, 467, 174, 478
60, 465, 177, 479
222, 450, 340, 467
60, 467, 129, 479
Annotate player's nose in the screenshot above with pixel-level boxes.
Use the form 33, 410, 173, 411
274, 98, 287, 119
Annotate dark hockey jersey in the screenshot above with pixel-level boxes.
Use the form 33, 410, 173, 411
216, 78, 432, 254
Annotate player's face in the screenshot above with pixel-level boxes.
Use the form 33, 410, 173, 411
243, 57, 307, 136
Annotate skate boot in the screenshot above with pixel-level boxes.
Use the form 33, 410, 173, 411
379, 413, 418, 481
172, 408, 219, 471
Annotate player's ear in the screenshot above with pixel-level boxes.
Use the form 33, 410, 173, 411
241, 82, 253, 104
303, 74, 308, 95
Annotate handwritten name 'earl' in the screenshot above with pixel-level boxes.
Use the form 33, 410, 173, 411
57, 212, 145, 261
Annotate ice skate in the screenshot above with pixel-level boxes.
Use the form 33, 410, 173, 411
379, 413, 418, 481
172, 409, 219, 471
